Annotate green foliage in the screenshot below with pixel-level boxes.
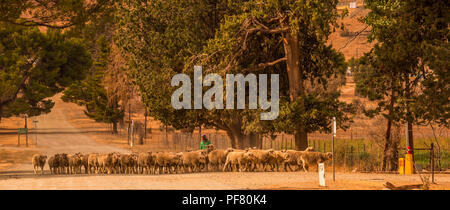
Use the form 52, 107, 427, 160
115, 0, 239, 131
0, 23, 92, 118
194, 0, 351, 136
62, 32, 124, 130
354, 0, 449, 127
0, 0, 113, 29
115, 0, 352, 148
275, 92, 354, 134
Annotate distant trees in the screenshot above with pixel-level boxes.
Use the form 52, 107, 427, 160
62, 35, 124, 134
353, 0, 449, 170
62, 4, 125, 134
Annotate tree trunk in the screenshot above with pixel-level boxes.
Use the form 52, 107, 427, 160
382, 119, 392, 171
405, 74, 414, 156
144, 109, 147, 140
225, 128, 240, 149
224, 123, 260, 149
382, 80, 398, 171
283, 33, 308, 151
241, 133, 260, 149
112, 122, 118, 134
390, 138, 399, 171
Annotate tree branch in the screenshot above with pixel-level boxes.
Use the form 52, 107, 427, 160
243, 57, 287, 72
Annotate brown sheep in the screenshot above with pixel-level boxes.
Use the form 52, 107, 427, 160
110, 152, 121, 174
154, 152, 179, 174
223, 151, 256, 172
207, 148, 234, 171
300, 152, 333, 172
130, 153, 139, 174
81, 154, 89, 174
88, 153, 99, 174
266, 151, 290, 172
153, 152, 167, 174
57, 153, 69, 174
32, 154, 47, 175
119, 154, 132, 174
137, 152, 153, 174
182, 151, 206, 173
47, 155, 59, 174
283, 147, 315, 171
68, 153, 82, 174
168, 152, 183, 174
247, 149, 275, 171
97, 153, 113, 174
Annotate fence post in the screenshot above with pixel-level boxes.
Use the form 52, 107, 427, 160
357, 142, 360, 171
431, 143, 435, 184
350, 146, 354, 169
343, 140, 347, 172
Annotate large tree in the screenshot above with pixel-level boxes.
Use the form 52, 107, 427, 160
191, 0, 351, 150
116, 0, 352, 149
353, 0, 449, 170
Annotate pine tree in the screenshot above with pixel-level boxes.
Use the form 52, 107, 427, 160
0, 23, 92, 120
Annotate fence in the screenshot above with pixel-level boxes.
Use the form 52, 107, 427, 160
136, 125, 449, 172
152, 131, 232, 152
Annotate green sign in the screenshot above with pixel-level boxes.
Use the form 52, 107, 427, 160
18, 128, 28, 134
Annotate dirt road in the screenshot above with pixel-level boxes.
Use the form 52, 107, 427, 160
1, 95, 449, 190
1, 95, 129, 173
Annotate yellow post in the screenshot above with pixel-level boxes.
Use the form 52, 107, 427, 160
405, 154, 414, 174
398, 158, 405, 174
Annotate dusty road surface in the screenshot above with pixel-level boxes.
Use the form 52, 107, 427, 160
1, 95, 449, 190
0, 171, 449, 190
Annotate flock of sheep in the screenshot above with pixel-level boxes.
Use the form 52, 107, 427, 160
31, 145, 333, 175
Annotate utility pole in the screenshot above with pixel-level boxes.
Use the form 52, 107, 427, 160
144, 108, 147, 144
24, 115, 28, 147
128, 93, 131, 145
130, 120, 134, 147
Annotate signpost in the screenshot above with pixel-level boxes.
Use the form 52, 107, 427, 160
332, 117, 336, 182
318, 163, 326, 187
17, 128, 28, 147
17, 114, 29, 147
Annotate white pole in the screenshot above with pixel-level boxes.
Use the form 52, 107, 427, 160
319, 163, 326, 187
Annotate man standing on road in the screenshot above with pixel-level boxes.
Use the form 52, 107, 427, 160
200, 134, 211, 150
